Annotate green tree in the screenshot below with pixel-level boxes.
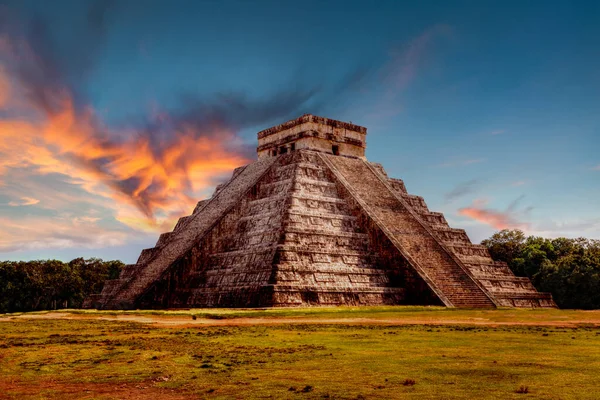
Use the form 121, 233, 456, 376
482, 230, 600, 309
0, 258, 124, 313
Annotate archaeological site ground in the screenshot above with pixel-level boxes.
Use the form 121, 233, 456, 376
85, 115, 554, 311
1, 307, 599, 399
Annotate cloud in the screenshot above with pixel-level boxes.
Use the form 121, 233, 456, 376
489, 129, 505, 135
438, 158, 485, 168
458, 197, 530, 230
7, 196, 39, 206
445, 179, 479, 202
512, 180, 527, 187
591, 165, 600, 171
0, 66, 8, 108
365, 24, 452, 119
506, 194, 526, 212
384, 24, 452, 94
530, 219, 600, 238
458, 197, 600, 239
0, 214, 131, 253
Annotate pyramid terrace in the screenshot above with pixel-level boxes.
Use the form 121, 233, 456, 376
85, 115, 555, 309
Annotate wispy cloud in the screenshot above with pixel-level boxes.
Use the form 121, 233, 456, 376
0, 214, 131, 253
365, 24, 452, 119
0, 66, 8, 109
531, 219, 600, 238
458, 197, 530, 230
438, 158, 485, 168
489, 129, 505, 135
7, 196, 39, 206
445, 179, 479, 203
512, 180, 527, 187
384, 24, 452, 94
591, 165, 600, 171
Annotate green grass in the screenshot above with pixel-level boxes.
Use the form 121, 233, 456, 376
1, 307, 599, 399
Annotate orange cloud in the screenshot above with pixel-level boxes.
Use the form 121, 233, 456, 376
8, 196, 39, 206
0, 66, 8, 109
0, 36, 250, 236
0, 95, 248, 229
458, 199, 529, 230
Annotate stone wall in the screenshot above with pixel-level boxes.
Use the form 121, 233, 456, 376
257, 114, 367, 159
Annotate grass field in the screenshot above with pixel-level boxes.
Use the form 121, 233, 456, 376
1, 307, 599, 399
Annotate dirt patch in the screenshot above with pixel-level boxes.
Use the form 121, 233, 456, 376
0, 378, 196, 400
3, 313, 599, 328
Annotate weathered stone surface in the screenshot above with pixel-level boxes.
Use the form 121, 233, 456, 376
86, 114, 556, 309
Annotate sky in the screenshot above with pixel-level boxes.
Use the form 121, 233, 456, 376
0, 0, 598, 263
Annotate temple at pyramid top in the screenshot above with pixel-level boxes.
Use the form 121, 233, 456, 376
85, 114, 556, 310
257, 114, 367, 159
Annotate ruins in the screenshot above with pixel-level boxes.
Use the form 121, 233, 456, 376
84, 114, 556, 309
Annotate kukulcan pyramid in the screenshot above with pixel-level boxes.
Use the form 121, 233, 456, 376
84, 114, 556, 309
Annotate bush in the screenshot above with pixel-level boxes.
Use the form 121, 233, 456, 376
482, 230, 600, 309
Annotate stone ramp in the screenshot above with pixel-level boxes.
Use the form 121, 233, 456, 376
369, 162, 556, 308
94, 157, 278, 309
321, 153, 496, 308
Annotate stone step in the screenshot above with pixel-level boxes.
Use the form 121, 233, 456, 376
369, 162, 388, 178
295, 161, 326, 171
119, 264, 140, 279
136, 247, 158, 265
257, 178, 293, 190
238, 210, 280, 222
98, 278, 130, 297
388, 178, 407, 193
420, 211, 449, 227
209, 244, 278, 259
447, 243, 492, 260
401, 193, 428, 211
432, 227, 471, 244
289, 193, 346, 204
284, 228, 369, 239
270, 284, 405, 293
173, 215, 191, 232
193, 199, 209, 214
492, 291, 556, 308
464, 261, 514, 277
248, 194, 287, 206
287, 209, 357, 220
156, 232, 173, 247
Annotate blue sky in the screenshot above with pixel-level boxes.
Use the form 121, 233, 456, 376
0, 0, 598, 263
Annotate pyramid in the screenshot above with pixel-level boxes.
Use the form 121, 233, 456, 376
84, 114, 556, 309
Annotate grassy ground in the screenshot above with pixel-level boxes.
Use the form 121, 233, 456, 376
1, 307, 599, 399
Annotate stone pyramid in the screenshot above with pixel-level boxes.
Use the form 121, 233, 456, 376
85, 114, 556, 309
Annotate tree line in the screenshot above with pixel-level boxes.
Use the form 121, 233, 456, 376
481, 230, 600, 309
0, 258, 123, 313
